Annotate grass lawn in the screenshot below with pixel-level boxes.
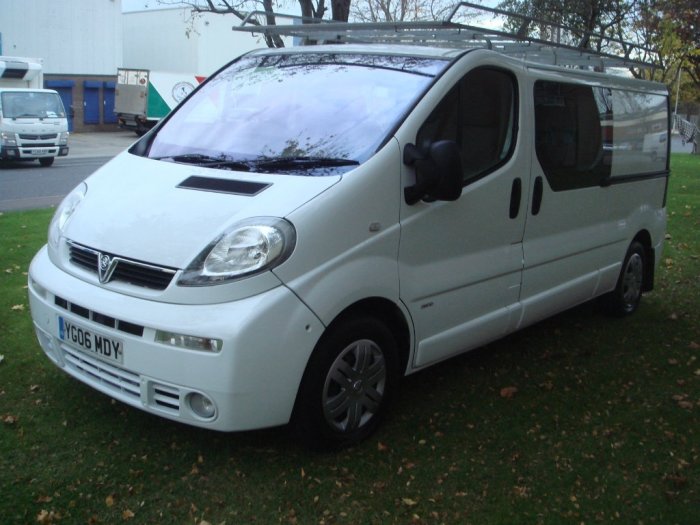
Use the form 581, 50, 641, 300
1, 155, 698, 525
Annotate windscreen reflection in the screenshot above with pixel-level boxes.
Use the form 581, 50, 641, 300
147, 53, 447, 175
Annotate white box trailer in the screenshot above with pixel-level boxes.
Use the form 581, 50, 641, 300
115, 68, 204, 135
0, 56, 69, 167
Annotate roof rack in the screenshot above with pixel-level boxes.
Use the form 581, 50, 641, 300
231, 2, 657, 71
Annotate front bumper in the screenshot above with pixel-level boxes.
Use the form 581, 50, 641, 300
28, 245, 324, 432
1, 144, 68, 160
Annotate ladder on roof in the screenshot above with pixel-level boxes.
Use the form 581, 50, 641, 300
231, 2, 657, 71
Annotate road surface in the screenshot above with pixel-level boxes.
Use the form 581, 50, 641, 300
0, 156, 112, 212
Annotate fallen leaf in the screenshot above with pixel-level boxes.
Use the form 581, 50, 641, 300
3, 414, 18, 424
500, 386, 518, 399
402, 497, 418, 507
377, 441, 389, 452
105, 495, 115, 507
11, 304, 25, 311
122, 509, 135, 520
689, 341, 700, 350
677, 400, 694, 410
672, 394, 687, 401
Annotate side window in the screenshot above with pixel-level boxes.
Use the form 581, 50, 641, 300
417, 68, 517, 183
534, 81, 612, 191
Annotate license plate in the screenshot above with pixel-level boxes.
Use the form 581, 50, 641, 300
31, 148, 51, 155
58, 316, 124, 365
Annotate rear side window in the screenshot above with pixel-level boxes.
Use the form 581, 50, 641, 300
417, 68, 517, 183
534, 81, 612, 191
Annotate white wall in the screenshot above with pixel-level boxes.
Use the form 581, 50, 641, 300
0, 0, 122, 75
122, 8, 267, 75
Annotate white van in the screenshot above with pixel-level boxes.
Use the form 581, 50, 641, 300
27, 21, 669, 447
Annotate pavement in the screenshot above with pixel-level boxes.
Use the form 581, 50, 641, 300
68, 130, 139, 158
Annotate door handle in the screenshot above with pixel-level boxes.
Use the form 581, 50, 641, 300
509, 178, 521, 219
532, 176, 543, 215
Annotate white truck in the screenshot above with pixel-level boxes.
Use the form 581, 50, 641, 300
0, 56, 69, 167
115, 68, 204, 136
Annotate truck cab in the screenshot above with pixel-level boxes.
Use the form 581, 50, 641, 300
0, 57, 70, 167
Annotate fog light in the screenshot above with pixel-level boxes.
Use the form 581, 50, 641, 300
188, 393, 216, 419
155, 330, 222, 353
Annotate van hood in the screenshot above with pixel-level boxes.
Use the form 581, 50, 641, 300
63, 152, 340, 269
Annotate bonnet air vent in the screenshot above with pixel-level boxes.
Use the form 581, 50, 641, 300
177, 176, 270, 196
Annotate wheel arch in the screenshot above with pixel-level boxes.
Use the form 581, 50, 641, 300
323, 297, 412, 376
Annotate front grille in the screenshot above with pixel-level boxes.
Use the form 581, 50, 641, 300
55, 295, 145, 337
22, 143, 58, 148
151, 383, 181, 414
61, 344, 141, 400
67, 241, 177, 291
19, 133, 58, 140
61, 341, 183, 415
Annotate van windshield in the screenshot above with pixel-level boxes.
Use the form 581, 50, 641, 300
146, 53, 448, 175
0, 91, 66, 119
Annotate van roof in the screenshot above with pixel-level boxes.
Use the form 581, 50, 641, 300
241, 45, 667, 94
246, 43, 464, 60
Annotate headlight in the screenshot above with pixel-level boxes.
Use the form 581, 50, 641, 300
48, 182, 87, 249
1, 131, 17, 146
58, 132, 69, 146
178, 217, 296, 286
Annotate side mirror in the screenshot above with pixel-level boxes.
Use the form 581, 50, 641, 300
404, 140, 463, 205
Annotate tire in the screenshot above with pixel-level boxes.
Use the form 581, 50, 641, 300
604, 241, 645, 316
39, 157, 54, 167
293, 315, 399, 450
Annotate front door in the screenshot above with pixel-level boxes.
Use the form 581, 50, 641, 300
399, 66, 528, 368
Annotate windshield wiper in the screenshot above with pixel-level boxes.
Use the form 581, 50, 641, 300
253, 156, 360, 171
155, 154, 251, 171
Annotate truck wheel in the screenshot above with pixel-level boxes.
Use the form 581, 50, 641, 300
39, 157, 54, 167
604, 241, 645, 316
293, 315, 398, 449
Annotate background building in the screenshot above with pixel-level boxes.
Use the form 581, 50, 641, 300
123, 7, 266, 75
0, 0, 262, 132
0, 0, 123, 131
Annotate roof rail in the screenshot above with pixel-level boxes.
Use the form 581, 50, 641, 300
231, 2, 657, 71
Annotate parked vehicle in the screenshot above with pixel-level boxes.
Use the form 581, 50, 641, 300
0, 56, 69, 167
115, 68, 204, 135
28, 10, 669, 448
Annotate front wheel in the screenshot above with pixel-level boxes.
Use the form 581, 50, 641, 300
39, 157, 54, 167
604, 241, 646, 316
293, 316, 399, 449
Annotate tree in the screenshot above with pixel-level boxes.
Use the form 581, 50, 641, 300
496, 0, 699, 100
158, 0, 356, 47
350, 0, 454, 23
